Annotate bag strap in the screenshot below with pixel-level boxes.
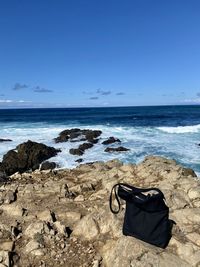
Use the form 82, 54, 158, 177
109, 183, 165, 214
118, 183, 165, 199
109, 183, 121, 214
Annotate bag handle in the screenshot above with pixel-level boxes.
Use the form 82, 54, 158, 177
109, 183, 121, 214
118, 183, 164, 198
109, 183, 164, 214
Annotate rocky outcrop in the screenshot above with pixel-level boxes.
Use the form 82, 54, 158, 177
102, 136, 121, 145
0, 156, 200, 266
0, 140, 60, 175
54, 129, 102, 143
105, 146, 130, 152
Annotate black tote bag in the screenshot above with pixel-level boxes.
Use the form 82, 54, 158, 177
110, 183, 174, 248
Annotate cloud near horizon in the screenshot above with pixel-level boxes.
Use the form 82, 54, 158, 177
196, 92, 200, 97
13, 83, 29, 90
83, 88, 111, 96
89, 96, 99, 100
116, 92, 125, 95
96, 88, 111, 96
33, 86, 53, 93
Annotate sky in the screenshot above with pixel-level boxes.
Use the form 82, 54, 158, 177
0, 0, 200, 108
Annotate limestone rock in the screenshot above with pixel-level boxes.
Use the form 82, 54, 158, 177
0, 251, 10, 267
73, 214, 99, 240
101, 236, 189, 267
188, 186, 200, 200
25, 222, 44, 238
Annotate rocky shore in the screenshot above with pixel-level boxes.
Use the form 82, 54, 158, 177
0, 155, 200, 266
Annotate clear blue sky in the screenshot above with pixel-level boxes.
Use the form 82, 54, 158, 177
0, 0, 200, 108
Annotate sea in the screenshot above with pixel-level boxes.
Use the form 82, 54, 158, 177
0, 105, 200, 174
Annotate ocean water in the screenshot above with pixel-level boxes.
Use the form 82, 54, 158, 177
0, 105, 200, 174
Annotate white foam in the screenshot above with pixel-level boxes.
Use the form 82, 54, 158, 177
0, 122, 200, 174
157, 124, 200, 134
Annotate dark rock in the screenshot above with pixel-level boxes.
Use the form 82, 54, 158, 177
102, 137, 121, 145
69, 148, 84, 156
54, 128, 81, 143
104, 146, 130, 153
0, 171, 9, 184
75, 158, 83, 163
78, 143, 93, 151
40, 161, 57, 171
54, 129, 102, 143
0, 140, 59, 175
0, 138, 12, 142
70, 142, 94, 156
84, 130, 102, 141
0, 150, 19, 176
87, 138, 99, 144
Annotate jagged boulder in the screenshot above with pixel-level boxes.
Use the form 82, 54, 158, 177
69, 142, 94, 156
0, 140, 60, 175
102, 137, 121, 145
54, 128, 102, 143
69, 148, 84, 156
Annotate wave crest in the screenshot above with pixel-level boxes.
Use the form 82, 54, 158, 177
157, 124, 200, 133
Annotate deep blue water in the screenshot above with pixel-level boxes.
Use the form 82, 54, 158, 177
1, 105, 200, 126
0, 105, 200, 174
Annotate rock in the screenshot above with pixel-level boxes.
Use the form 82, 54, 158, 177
0, 155, 200, 266
57, 211, 81, 224
181, 167, 197, 177
74, 195, 84, 202
0, 241, 14, 251
186, 232, 200, 246
78, 142, 93, 151
102, 137, 121, 145
101, 236, 189, 267
54, 128, 102, 143
1, 203, 23, 217
69, 148, 84, 156
0, 251, 10, 267
4, 190, 17, 204
37, 210, 54, 222
0, 140, 60, 175
73, 214, 99, 240
40, 161, 57, 171
104, 146, 130, 153
84, 130, 102, 140
70, 142, 93, 156
0, 173, 8, 185
188, 186, 200, 200
0, 139, 12, 142
54, 221, 66, 235
75, 158, 83, 163
25, 240, 40, 253
25, 222, 44, 238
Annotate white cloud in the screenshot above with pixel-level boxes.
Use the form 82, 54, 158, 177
0, 99, 31, 105
183, 98, 200, 103
0, 99, 13, 103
